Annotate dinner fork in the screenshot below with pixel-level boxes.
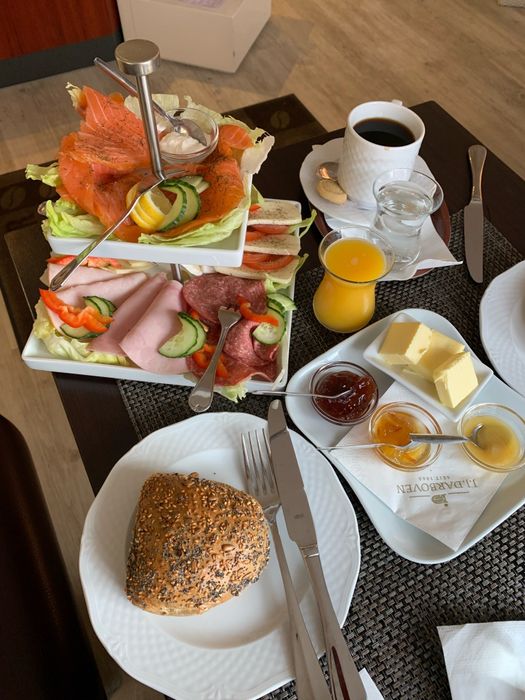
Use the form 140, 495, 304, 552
242, 430, 332, 700
188, 307, 241, 413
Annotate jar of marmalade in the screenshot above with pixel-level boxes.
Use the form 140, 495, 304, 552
369, 401, 442, 470
310, 361, 378, 426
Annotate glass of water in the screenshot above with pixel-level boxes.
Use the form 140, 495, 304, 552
372, 169, 444, 269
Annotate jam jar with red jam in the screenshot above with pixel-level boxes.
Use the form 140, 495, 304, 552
310, 361, 378, 425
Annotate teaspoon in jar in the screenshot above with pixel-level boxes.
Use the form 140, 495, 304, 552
320, 433, 471, 452
251, 388, 355, 400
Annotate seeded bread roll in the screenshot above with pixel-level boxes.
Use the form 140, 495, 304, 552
126, 472, 269, 615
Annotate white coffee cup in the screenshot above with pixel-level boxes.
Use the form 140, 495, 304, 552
337, 100, 425, 207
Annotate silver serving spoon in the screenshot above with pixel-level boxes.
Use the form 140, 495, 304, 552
188, 307, 241, 413
316, 161, 339, 181
251, 388, 356, 400
94, 56, 207, 146
320, 433, 472, 452
320, 423, 486, 453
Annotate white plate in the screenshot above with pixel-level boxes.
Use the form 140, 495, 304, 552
79, 413, 360, 700
21, 285, 294, 392
363, 311, 493, 421
299, 137, 434, 222
46, 175, 252, 268
480, 260, 525, 397
285, 308, 525, 564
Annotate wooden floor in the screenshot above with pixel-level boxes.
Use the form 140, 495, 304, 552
0, 1, 523, 696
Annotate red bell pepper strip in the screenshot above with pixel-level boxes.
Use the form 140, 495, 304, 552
192, 347, 228, 379
39, 289, 113, 333
237, 296, 279, 326
47, 255, 122, 269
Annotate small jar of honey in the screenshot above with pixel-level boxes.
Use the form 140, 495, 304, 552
459, 403, 525, 472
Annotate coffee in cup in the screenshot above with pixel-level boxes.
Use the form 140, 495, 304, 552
337, 101, 425, 206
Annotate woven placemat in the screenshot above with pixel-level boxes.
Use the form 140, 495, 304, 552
118, 213, 525, 700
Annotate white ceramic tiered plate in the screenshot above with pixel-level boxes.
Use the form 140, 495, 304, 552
46, 176, 252, 267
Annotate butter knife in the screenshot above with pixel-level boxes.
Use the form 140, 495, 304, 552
267, 400, 366, 700
464, 144, 487, 283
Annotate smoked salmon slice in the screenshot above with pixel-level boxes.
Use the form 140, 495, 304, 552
56, 88, 248, 242
157, 157, 246, 239
58, 86, 151, 235
215, 124, 253, 158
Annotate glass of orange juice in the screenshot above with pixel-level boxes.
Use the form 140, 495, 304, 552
313, 226, 394, 333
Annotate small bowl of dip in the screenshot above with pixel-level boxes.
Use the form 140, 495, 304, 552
459, 403, 525, 472
369, 401, 443, 471
159, 107, 219, 164
310, 361, 378, 426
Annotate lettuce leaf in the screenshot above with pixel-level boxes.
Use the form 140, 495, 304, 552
34, 301, 129, 365
217, 383, 248, 403
26, 163, 62, 187
42, 198, 105, 239
296, 210, 317, 238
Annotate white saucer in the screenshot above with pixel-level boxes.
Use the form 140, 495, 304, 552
480, 260, 525, 397
299, 137, 434, 224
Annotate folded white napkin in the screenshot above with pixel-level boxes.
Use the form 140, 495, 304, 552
334, 383, 508, 550
438, 622, 525, 700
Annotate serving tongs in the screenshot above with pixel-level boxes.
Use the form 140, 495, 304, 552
93, 56, 207, 146
50, 40, 182, 291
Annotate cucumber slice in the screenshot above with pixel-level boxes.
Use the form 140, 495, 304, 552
60, 323, 98, 340
84, 296, 116, 316
176, 182, 201, 222
159, 184, 187, 230
158, 312, 206, 358
180, 175, 210, 194
267, 293, 297, 313
252, 307, 286, 345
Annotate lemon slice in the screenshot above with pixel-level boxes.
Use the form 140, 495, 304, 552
126, 185, 172, 232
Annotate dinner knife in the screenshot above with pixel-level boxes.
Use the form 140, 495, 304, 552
464, 144, 487, 283
267, 400, 366, 700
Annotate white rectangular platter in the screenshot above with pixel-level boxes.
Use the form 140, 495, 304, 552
285, 307, 525, 565
21, 281, 294, 393
45, 176, 251, 268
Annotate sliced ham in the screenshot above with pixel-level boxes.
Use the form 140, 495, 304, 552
53, 271, 147, 307
119, 281, 189, 375
46, 263, 119, 288
182, 273, 267, 323
46, 271, 149, 332
88, 273, 168, 355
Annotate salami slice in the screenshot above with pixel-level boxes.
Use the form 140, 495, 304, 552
89, 273, 168, 355
223, 319, 270, 367
119, 281, 188, 375
188, 354, 278, 386
253, 340, 279, 363
182, 273, 267, 323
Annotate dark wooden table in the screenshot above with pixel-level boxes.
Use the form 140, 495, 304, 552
1, 97, 524, 494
